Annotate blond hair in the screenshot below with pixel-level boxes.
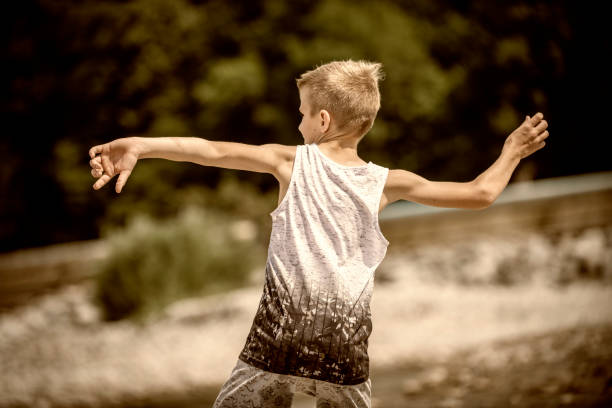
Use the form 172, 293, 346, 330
296, 60, 384, 137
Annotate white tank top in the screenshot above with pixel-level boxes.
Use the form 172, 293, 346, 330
239, 143, 389, 385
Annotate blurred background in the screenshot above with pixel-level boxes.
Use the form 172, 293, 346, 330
1, 1, 611, 407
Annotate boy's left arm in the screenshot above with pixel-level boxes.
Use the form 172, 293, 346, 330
385, 112, 549, 209
89, 136, 291, 193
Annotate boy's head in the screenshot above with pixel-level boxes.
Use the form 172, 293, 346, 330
296, 60, 384, 144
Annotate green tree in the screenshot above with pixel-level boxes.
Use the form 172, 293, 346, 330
3, 0, 609, 251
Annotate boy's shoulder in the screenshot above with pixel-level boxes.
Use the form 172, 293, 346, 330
263, 143, 298, 162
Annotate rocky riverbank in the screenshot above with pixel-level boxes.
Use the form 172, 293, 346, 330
1, 228, 611, 407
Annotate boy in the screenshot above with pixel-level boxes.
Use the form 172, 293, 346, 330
89, 60, 549, 407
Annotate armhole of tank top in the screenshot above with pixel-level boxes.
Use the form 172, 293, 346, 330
373, 167, 390, 246
269, 145, 300, 218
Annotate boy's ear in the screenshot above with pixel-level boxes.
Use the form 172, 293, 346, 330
320, 109, 331, 133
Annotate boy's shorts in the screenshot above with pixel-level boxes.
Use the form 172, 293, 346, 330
212, 358, 372, 408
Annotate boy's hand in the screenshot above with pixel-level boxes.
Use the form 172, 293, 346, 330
504, 112, 549, 159
88, 137, 142, 193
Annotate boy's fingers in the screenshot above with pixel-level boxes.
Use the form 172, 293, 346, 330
529, 112, 543, 126
534, 119, 548, 133
93, 174, 112, 190
100, 154, 114, 174
89, 145, 103, 159
536, 130, 549, 143
90, 157, 102, 169
115, 170, 132, 194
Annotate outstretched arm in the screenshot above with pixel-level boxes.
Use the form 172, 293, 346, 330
385, 112, 549, 209
88, 136, 292, 193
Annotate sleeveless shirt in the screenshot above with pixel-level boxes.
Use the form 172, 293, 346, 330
238, 142, 390, 385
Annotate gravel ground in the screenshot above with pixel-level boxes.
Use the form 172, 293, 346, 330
1, 230, 612, 408
370, 323, 612, 408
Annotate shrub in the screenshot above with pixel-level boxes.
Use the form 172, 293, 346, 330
93, 206, 265, 323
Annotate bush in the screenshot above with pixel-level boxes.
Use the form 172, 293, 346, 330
93, 206, 265, 323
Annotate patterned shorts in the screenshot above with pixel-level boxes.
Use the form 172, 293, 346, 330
212, 358, 372, 408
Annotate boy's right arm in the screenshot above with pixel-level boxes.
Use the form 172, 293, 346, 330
88, 137, 292, 193
385, 112, 549, 210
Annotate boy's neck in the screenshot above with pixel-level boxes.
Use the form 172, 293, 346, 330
317, 139, 359, 152
314, 131, 364, 152
315, 134, 367, 164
